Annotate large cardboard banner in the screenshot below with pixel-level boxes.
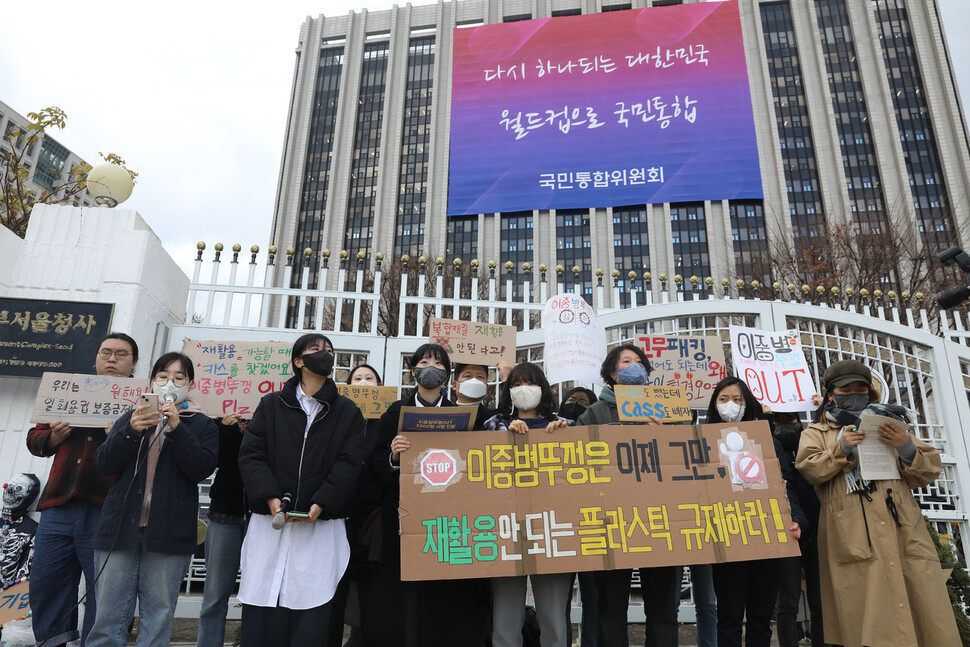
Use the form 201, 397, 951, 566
182, 340, 292, 416
448, 1, 762, 215
399, 421, 798, 580
636, 335, 727, 408
615, 385, 692, 423
542, 294, 606, 385
728, 326, 817, 413
429, 318, 516, 366
337, 385, 398, 419
31, 372, 149, 425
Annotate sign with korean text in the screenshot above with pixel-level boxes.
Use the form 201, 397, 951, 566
337, 385, 398, 419
728, 326, 817, 413
398, 407, 477, 434
400, 421, 798, 580
448, 1, 762, 215
0, 580, 30, 626
429, 318, 516, 366
542, 294, 606, 385
0, 297, 113, 378
636, 335, 727, 408
182, 339, 292, 417
615, 384, 692, 423
31, 372, 150, 425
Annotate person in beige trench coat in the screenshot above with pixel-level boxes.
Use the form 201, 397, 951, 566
795, 360, 960, 647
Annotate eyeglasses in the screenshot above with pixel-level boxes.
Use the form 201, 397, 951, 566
153, 376, 189, 387
563, 398, 589, 408
98, 349, 131, 359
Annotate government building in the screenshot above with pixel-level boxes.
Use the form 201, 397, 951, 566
268, 0, 970, 303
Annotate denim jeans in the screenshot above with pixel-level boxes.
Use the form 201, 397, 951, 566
197, 520, 246, 647
29, 499, 101, 647
85, 536, 191, 647
677, 564, 717, 647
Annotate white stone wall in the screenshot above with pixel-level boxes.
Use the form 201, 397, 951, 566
0, 204, 188, 505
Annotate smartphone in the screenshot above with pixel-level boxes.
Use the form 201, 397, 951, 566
286, 512, 310, 519
139, 393, 159, 410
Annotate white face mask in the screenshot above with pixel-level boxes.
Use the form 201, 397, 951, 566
716, 401, 745, 423
458, 378, 487, 401
510, 385, 543, 412
154, 381, 189, 406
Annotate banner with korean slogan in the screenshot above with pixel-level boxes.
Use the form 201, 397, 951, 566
429, 318, 516, 366
181, 339, 292, 417
615, 384, 692, 423
32, 372, 150, 425
636, 335, 727, 408
542, 294, 606, 385
728, 326, 817, 413
399, 421, 798, 580
337, 385, 399, 419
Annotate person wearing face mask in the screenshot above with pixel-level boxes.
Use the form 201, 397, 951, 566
707, 376, 806, 647
87, 352, 217, 647
235, 333, 365, 647
573, 344, 678, 647
362, 344, 489, 647
452, 363, 496, 427
479, 362, 572, 647
27, 332, 138, 647
796, 360, 959, 647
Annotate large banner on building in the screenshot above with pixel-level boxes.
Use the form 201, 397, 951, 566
399, 421, 798, 580
448, 1, 762, 215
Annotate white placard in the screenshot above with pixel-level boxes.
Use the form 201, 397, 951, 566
729, 326, 817, 413
541, 293, 606, 385
856, 414, 904, 482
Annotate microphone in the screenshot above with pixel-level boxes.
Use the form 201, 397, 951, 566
272, 493, 293, 530
163, 392, 177, 403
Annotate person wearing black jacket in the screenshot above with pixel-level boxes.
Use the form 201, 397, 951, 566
358, 343, 489, 647
236, 334, 365, 647
197, 414, 248, 647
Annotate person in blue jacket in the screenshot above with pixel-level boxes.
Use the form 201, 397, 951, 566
86, 352, 218, 647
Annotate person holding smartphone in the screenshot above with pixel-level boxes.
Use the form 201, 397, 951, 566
237, 334, 365, 646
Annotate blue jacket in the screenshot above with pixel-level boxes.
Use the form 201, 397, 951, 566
93, 408, 218, 554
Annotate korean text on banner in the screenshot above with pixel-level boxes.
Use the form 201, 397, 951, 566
399, 421, 798, 580
182, 339, 292, 417
429, 318, 516, 366
542, 294, 606, 385
615, 384, 692, 422
338, 385, 399, 419
398, 407, 478, 434
728, 326, 817, 413
32, 372, 150, 425
636, 335, 727, 408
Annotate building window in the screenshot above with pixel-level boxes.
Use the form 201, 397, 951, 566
670, 203, 709, 299
556, 209, 593, 302
447, 216, 478, 260
612, 206, 650, 307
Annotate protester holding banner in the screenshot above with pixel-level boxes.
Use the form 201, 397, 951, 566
795, 360, 960, 647
236, 333, 365, 647
196, 413, 248, 647
574, 344, 680, 647
27, 331, 138, 647
363, 343, 489, 647
86, 351, 218, 647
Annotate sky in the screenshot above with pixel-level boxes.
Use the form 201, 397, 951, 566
1, 0, 969, 282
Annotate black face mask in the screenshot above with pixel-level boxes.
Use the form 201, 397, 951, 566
301, 350, 334, 377
773, 423, 802, 452
834, 393, 869, 413
559, 403, 587, 421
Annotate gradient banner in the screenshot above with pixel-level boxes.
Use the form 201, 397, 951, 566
447, 1, 762, 215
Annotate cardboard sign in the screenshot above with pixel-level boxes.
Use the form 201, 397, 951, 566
31, 372, 150, 425
728, 326, 817, 413
337, 385, 398, 419
399, 421, 798, 580
636, 335, 727, 408
429, 318, 516, 367
397, 407, 478, 434
182, 339, 292, 417
614, 385, 692, 423
542, 294, 607, 385
0, 297, 114, 378
0, 580, 30, 626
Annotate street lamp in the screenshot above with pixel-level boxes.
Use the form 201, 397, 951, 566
85, 162, 133, 207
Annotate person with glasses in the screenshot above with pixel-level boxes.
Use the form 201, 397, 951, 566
86, 352, 217, 647
26, 332, 139, 647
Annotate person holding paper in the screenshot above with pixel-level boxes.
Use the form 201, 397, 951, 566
795, 359, 960, 647
236, 333, 366, 647
363, 343, 489, 647
574, 344, 680, 647
27, 332, 138, 647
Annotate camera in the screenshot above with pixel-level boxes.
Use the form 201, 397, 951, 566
936, 247, 970, 310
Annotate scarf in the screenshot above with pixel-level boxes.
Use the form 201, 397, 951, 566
825, 402, 914, 493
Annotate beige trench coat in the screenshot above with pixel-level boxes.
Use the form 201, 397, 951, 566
795, 418, 960, 647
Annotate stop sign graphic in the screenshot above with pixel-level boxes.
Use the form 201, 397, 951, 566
420, 450, 458, 487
